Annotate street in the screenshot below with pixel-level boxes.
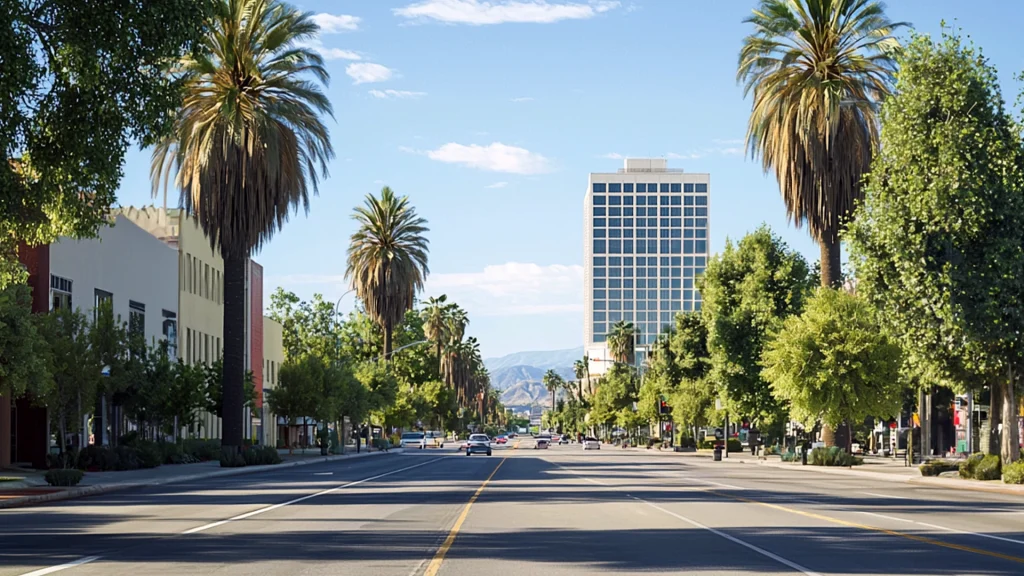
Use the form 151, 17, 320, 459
2, 440, 1023, 576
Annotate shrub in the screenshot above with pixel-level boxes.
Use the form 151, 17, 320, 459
113, 445, 140, 470
45, 469, 84, 487
1003, 460, 1024, 484
919, 460, 960, 477
77, 445, 118, 471
959, 453, 984, 479
118, 431, 140, 447
136, 441, 162, 469
372, 438, 391, 451
726, 438, 742, 453
697, 439, 716, 450
242, 445, 282, 466
781, 451, 799, 463
46, 450, 79, 470
160, 442, 185, 465
182, 439, 221, 461
811, 446, 862, 467
219, 451, 246, 468
974, 454, 1001, 481
677, 436, 697, 449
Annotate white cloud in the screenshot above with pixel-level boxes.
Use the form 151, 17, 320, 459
666, 152, 703, 160
486, 181, 509, 188
601, 152, 624, 160
409, 142, 551, 174
369, 89, 427, 99
267, 262, 583, 317
511, 96, 535, 102
719, 147, 744, 156
313, 13, 361, 32
295, 38, 361, 60
394, 0, 620, 25
346, 63, 394, 84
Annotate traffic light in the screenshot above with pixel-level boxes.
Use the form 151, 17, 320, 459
658, 397, 669, 415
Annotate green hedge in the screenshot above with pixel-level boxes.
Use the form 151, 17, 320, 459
781, 451, 800, 462
974, 454, 1002, 480
959, 453, 984, 479
45, 469, 84, 487
372, 438, 391, 451
810, 446, 862, 467
243, 446, 282, 466
919, 460, 960, 477
1003, 460, 1024, 484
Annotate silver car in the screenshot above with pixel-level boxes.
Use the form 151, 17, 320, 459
400, 432, 426, 449
465, 434, 492, 456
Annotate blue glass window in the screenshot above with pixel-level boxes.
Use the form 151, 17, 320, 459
671, 279, 681, 289
623, 290, 634, 299
671, 301, 682, 311
647, 240, 658, 253
593, 279, 606, 288
661, 195, 670, 205
593, 183, 606, 193
672, 267, 681, 277
609, 301, 622, 311
696, 240, 707, 253
647, 218, 657, 227
593, 218, 606, 227
609, 240, 621, 253
684, 289, 693, 300
594, 257, 606, 265
696, 257, 706, 266
623, 196, 633, 206
594, 333, 607, 342
661, 257, 670, 265
696, 207, 708, 217
609, 207, 622, 217
683, 301, 692, 312
593, 312, 606, 321
623, 240, 634, 253
657, 207, 666, 217
660, 240, 670, 253
634, 207, 645, 216
636, 229, 646, 239
684, 240, 694, 253
695, 183, 708, 193
660, 184, 670, 193
684, 257, 694, 266
594, 207, 606, 216
696, 229, 706, 239
623, 312, 633, 321
623, 218, 634, 227
661, 219, 670, 228
671, 195, 682, 206
683, 278, 693, 289
624, 183, 634, 193
659, 229, 670, 238
684, 183, 694, 193
636, 194, 646, 204
636, 301, 646, 311
609, 290, 622, 299
594, 301, 606, 311
610, 257, 622, 265
608, 229, 621, 238
648, 195, 657, 205
684, 208, 694, 216
695, 301, 702, 311
636, 242, 646, 254
609, 267, 621, 277
608, 279, 622, 288
660, 278, 670, 289
683, 229, 693, 239
623, 266, 634, 276
594, 240, 606, 254
684, 196, 694, 206
671, 240, 682, 253
684, 218, 694, 227
623, 207, 633, 217
671, 290, 681, 300
609, 218, 621, 227
594, 229, 606, 238
672, 257, 681, 265
670, 183, 681, 193
683, 268, 694, 278
593, 290, 606, 299
672, 229, 682, 239
636, 279, 646, 288
609, 195, 622, 205
609, 183, 622, 193
636, 183, 646, 193
671, 218, 682, 228
594, 195, 606, 205
593, 322, 606, 334
623, 279, 633, 288
623, 229, 633, 238
594, 266, 607, 277
661, 289, 670, 300
696, 196, 708, 206
609, 312, 621, 322
696, 218, 707, 227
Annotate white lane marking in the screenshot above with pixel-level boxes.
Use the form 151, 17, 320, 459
313, 472, 333, 476
17, 556, 101, 576
913, 520, 1024, 546
182, 457, 444, 535
858, 511, 914, 524
631, 496, 822, 576
860, 492, 910, 500
677, 477, 744, 491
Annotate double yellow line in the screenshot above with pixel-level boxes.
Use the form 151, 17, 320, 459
423, 457, 506, 576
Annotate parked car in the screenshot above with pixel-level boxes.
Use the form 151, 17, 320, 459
466, 434, 492, 456
424, 431, 444, 448
535, 438, 550, 449
495, 436, 508, 444
558, 436, 569, 445
400, 432, 426, 449
583, 437, 600, 451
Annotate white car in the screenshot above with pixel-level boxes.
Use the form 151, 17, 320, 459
424, 431, 445, 448
583, 437, 600, 451
400, 432, 426, 449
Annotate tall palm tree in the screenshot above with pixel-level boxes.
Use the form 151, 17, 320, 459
607, 321, 638, 365
542, 369, 564, 429
737, 0, 903, 287
346, 187, 430, 357
151, 0, 333, 454
421, 294, 450, 373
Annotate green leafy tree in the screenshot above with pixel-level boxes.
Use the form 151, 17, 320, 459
607, 321, 638, 365
589, 364, 637, 433
203, 358, 256, 419
346, 187, 430, 357
0, 284, 50, 466
0, 0, 208, 287
762, 288, 904, 449
151, 0, 334, 455
268, 289, 341, 362
847, 30, 1024, 463
737, 0, 903, 288
37, 307, 101, 452
168, 359, 208, 441
418, 380, 456, 432
542, 369, 565, 425
700, 226, 812, 436
268, 357, 320, 452
88, 300, 129, 445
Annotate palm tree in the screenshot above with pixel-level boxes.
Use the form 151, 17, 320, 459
737, 0, 903, 287
346, 187, 430, 357
151, 0, 333, 454
542, 369, 564, 429
421, 294, 450, 373
607, 321, 638, 365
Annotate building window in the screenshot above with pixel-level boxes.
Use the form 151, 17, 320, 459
93, 289, 113, 321
609, 207, 622, 217
659, 184, 669, 193
695, 183, 708, 193
696, 240, 707, 253
593, 240, 606, 254
594, 195, 606, 205
593, 312, 606, 322
593, 184, 606, 193
593, 301, 606, 311
593, 279, 606, 288
670, 183, 681, 193
593, 290, 606, 299
609, 183, 621, 193
204, 264, 210, 299
162, 310, 178, 359
636, 184, 646, 193
594, 229, 606, 238
50, 274, 73, 310
593, 207, 606, 216
593, 257, 606, 266
696, 195, 708, 206
129, 300, 145, 342
684, 183, 694, 193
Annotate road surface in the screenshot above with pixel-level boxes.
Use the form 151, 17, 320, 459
2, 439, 1023, 575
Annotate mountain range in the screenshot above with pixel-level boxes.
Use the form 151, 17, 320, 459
484, 348, 582, 408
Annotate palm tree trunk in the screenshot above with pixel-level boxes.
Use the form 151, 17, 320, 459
820, 236, 842, 288
1001, 364, 1020, 463
221, 253, 247, 456
383, 323, 393, 358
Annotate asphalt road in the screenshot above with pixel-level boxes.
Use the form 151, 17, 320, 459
2, 438, 1023, 575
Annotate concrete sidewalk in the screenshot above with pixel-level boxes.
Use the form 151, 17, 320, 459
0, 448, 403, 510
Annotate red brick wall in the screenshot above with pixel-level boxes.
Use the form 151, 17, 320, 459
18, 243, 50, 313
249, 260, 264, 408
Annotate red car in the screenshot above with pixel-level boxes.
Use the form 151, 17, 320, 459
495, 436, 508, 444
551, 434, 561, 443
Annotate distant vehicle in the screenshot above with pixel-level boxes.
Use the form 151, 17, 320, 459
495, 436, 508, 444
424, 431, 444, 448
558, 436, 569, 445
551, 434, 561, 443
583, 437, 600, 450
508, 432, 518, 439
466, 434, 492, 456
535, 438, 550, 449
400, 432, 426, 449
536, 433, 552, 443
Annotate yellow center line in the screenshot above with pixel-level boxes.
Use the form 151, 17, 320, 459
423, 457, 506, 576
709, 489, 1024, 565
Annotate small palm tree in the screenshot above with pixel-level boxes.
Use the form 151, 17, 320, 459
542, 369, 564, 428
151, 0, 333, 453
346, 187, 430, 357
737, 0, 903, 287
422, 294, 450, 373
607, 321, 638, 365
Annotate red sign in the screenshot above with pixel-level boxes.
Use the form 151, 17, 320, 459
889, 421, 897, 429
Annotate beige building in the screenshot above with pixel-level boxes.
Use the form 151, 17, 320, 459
262, 315, 284, 447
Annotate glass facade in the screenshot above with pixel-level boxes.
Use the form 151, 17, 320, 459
588, 176, 710, 347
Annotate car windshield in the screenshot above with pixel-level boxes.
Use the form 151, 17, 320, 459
401, 433, 424, 439
469, 435, 489, 442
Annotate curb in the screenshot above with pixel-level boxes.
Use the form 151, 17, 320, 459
725, 457, 1024, 497
0, 448, 403, 511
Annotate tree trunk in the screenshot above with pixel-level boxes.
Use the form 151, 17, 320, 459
820, 236, 842, 288
0, 394, 11, 468
821, 423, 835, 447
383, 323, 393, 359
988, 382, 1002, 455
924, 388, 932, 457
221, 253, 247, 456
1001, 366, 1020, 464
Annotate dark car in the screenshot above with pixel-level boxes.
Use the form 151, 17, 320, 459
465, 434, 492, 456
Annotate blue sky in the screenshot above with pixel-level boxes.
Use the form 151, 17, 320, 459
114, 0, 1024, 359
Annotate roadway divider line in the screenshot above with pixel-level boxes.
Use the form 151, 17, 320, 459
182, 457, 445, 535
18, 555, 101, 576
423, 457, 506, 576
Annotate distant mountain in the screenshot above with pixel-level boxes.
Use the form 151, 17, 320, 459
484, 347, 584, 373
499, 380, 571, 408
490, 365, 546, 391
